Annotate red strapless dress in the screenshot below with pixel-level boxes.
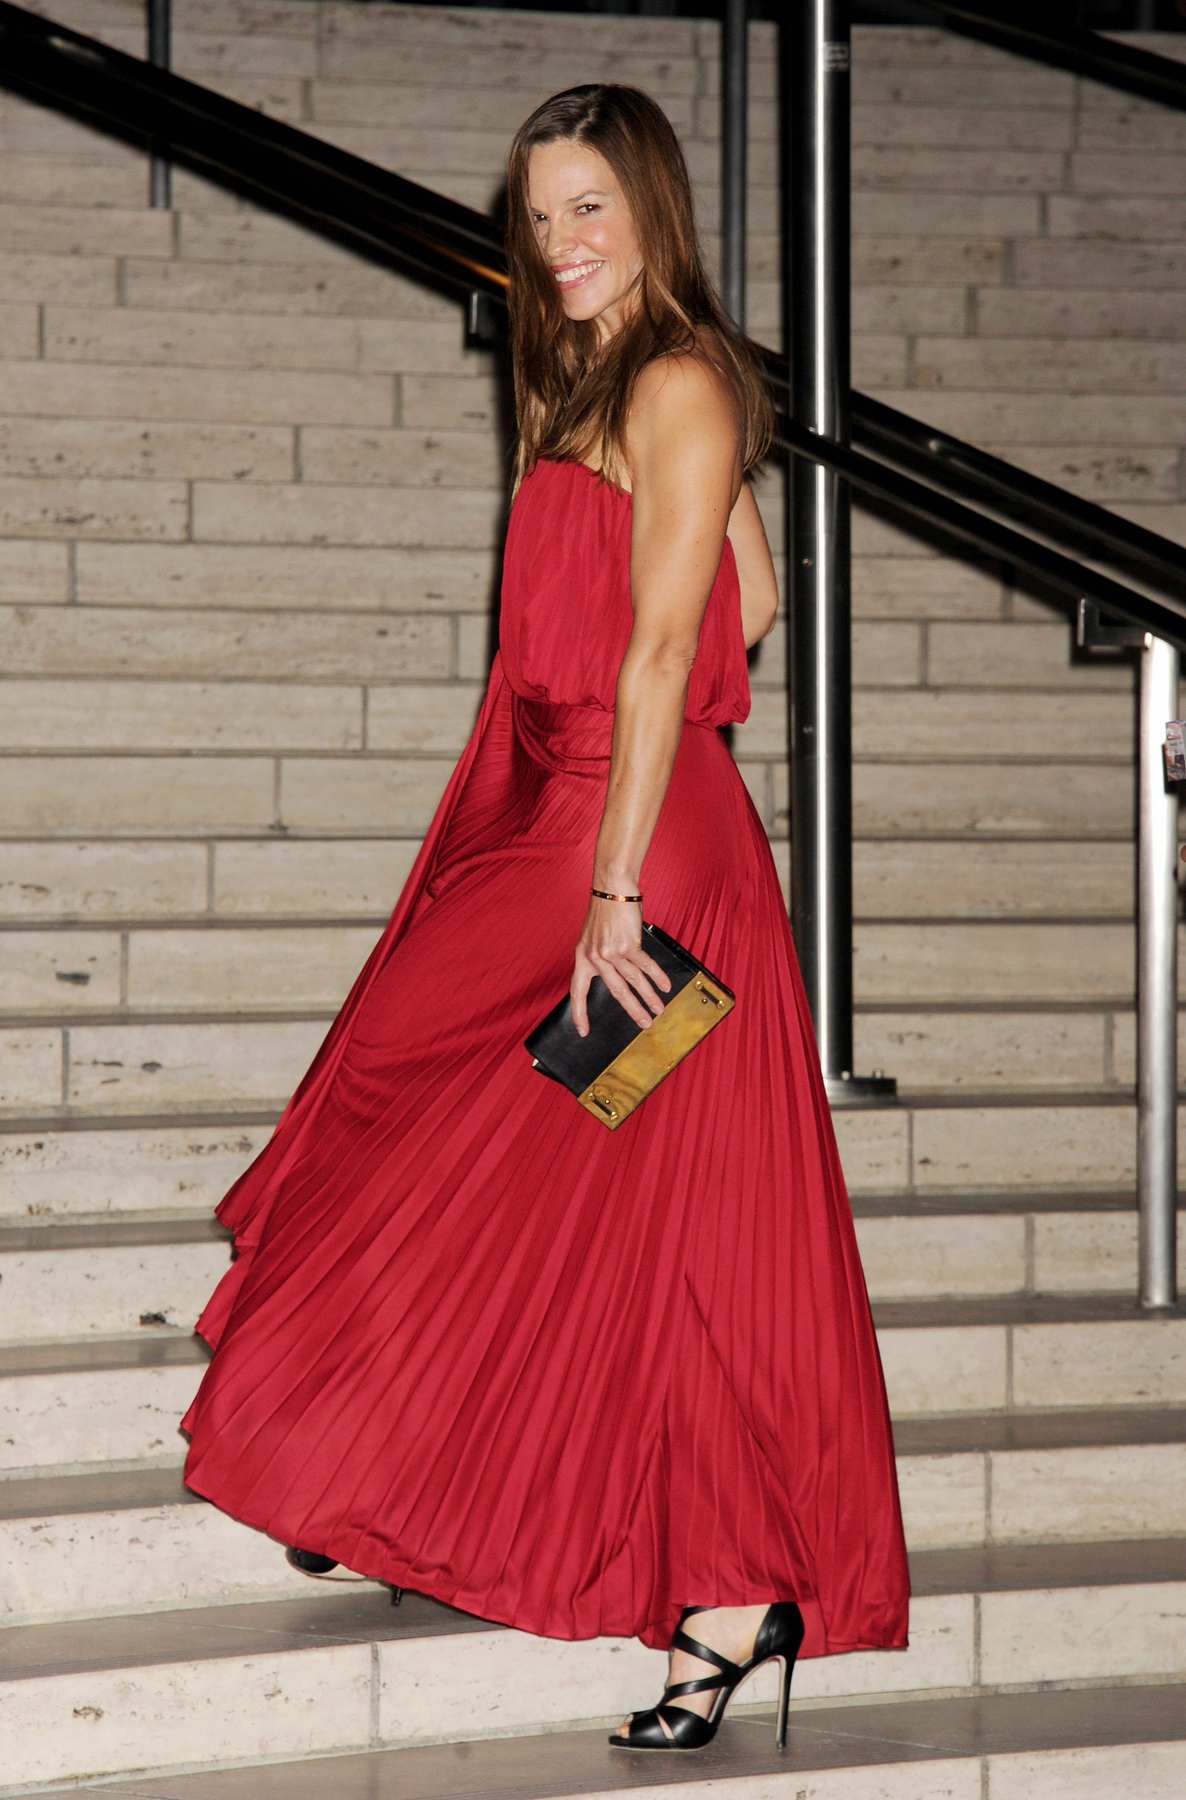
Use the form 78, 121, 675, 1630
180, 457, 910, 1658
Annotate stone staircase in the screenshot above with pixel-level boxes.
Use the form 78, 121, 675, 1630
1, 2, 1185, 1795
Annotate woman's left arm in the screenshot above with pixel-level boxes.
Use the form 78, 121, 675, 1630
569, 353, 742, 1038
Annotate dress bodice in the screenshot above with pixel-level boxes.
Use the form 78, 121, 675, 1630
498, 457, 751, 729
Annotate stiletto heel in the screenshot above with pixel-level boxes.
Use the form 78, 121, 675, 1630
609, 1600, 805, 1752
775, 1649, 792, 1749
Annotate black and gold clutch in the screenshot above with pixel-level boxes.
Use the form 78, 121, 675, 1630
524, 922, 735, 1129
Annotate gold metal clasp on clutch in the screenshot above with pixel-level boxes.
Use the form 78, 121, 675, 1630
589, 1087, 619, 1120
694, 977, 727, 1008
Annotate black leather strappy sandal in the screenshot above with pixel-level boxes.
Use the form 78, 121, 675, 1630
609, 1601, 805, 1751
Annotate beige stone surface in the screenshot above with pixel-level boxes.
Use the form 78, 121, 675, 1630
981, 284, 1186, 343
177, 207, 393, 266
0, 604, 451, 681
78, 541, 495, 612
125, 924, 380, 1010
1013, 1318, 1186, 1406
980, 1580, 1186, 1686
0, 202, 172, 258
851, 690, 1132, 761
852, 62, 1071, 110
367, 681, 489, 753
911, 1103, 1134, 1191
878, 1325, 1008, 1414
44, 304, 366, 372
0, 157, 145, 209
0, 1240, 232, 1341
0, 1122, 269, 1218
0, 682, 362, 752
192, 480, 502, 549
853, 839, 1133, 919
0, 929, 121, 1013
278, 756, 454, 833
986, 1741, 1186, 1800
1016, 239, 1186, 290
927, 621, 1135, 688
855, 1213, 1027, 1299
879, 383, 1186, 444
848, 762, 1134, 839
0, 841, 206, 920
1051, 194, 1186, 242
300, 426, 505, 488
0, 1644, 372, 1786
213, 838, 416, 915
0, 252, 116, 305
0, 417, 295, 483
0, 1028, 61, 1109
832, 1107, 911, 1193
399, 373, 514, 434
456, 613, 502, 680
0, 476, 188, 542
857, 1011, 1107, 1092
979, 444, 1180, 504
896, 1453, 987, 1551
856, 235, 1007, 286
1029, 1211, 1186, 1293
0, 359, 392, 426
850, 101, 1072, 148
0, 1360, 201, 1471
916, 334, 1186, 392
123, 255, 453, 319
854, 922, 1133, 1005
0, 757, 275, 835
0, 539, 70, 602
67, 1019, 326, 1108
0, 1499, 323, 1627
990, 1443, 1186, 1543
0, 302, 39, 358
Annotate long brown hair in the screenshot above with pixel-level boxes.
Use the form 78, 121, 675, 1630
503, 83, 774, 500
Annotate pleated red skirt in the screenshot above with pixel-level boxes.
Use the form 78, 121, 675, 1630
180, 458, 911, 1657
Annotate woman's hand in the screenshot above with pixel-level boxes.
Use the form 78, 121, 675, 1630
571, 894, 671, 1037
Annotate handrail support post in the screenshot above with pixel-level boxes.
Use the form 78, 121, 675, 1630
784, 0, 894, 1109
1138, 631, 1180, 1310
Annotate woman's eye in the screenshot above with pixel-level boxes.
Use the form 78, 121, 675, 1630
576, 203, 600, 215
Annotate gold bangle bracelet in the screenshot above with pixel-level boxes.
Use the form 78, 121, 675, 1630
591, 887, 643, 904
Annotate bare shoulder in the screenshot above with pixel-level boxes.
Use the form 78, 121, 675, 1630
629, 335, 737, 431
625, 330, 741, 493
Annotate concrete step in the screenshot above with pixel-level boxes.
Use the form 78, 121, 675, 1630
39, 1686, 1186, 1800
0, 836, 1149, 925
1, 1196, 1182, 1343
0, 1093, 1175, 1209
1, 1541, 1184, 1788
3, 1300, 1184, 1474
1, 918, 1180, 1017
2, 1406, 1184, 1626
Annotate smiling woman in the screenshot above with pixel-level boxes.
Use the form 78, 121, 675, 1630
180, 80, 910, 1767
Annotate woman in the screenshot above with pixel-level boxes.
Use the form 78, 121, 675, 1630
181, 82, 910, 1755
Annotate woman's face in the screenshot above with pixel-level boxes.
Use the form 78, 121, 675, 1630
526, 139, 644, 344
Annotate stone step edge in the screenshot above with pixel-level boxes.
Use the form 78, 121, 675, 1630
5, 1539, 1186, 1685
4, 1404, 1185, 1518
1, 1294, 1180, 1377
21, 1685, 1186, 1800
4, 1188, 1176, 1250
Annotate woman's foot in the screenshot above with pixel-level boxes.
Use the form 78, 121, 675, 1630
611, 1602, 772, 1744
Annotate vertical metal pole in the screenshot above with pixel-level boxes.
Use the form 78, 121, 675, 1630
147, 0, 171, 208
785, 2, 891, 1103
1138, 632, 1179, 1309
721, 0, 748, 329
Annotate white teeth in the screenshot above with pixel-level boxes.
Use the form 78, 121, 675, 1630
555, 261, 604, 285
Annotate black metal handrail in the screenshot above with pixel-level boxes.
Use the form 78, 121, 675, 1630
881, 0, 1186, 112
3, 0, 1184, 657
